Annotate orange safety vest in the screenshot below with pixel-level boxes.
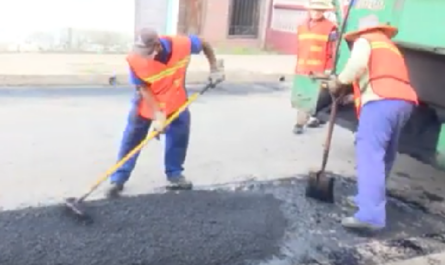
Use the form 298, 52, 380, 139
295, 18, 337, 74
352, 32, 418, 117
126, 35, 191, 119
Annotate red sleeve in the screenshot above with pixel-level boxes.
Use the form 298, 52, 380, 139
295, 25, 301, 56
324, 27, 338, 71
325, 41, 335, 70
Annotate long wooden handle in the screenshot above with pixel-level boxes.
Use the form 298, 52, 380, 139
320, 94, 339, 172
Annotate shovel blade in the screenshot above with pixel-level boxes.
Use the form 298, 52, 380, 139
305, 170, 335, 203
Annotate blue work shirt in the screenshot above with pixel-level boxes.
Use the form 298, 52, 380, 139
129, 35, 203, 85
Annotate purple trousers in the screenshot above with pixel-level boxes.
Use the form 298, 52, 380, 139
353, 99, 414, 227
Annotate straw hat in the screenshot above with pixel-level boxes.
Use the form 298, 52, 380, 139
344, 15, 398, 42
305, 0, 334, 10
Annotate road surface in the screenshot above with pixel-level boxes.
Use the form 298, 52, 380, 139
2, 83, 445, 265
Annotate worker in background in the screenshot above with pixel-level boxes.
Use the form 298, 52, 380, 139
106, 28, 224, 198
293, 0, 338, 134
325, 17, 418, 231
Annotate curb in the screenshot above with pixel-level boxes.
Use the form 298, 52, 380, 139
0, 72, 293, 87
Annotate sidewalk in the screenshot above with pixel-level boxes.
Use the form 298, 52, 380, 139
0, 53, 295, 86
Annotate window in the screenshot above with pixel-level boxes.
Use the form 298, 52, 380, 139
228, 0, 261, 37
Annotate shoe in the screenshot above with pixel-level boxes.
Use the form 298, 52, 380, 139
306, 117, 320, 128
345, 196, 357, 208
293, 124, 304, 135
105, 182, 124, 199
166, 175, 193, 190
341, 216, 383, 231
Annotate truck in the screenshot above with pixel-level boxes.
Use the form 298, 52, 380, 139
291, 0, 445, 171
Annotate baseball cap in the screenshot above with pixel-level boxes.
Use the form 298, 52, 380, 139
133, 28, 159, 56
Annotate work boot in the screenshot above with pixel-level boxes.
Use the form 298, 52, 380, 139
166, 175, 193, 190
341, 216, 383, 231
306, 117, 321, 128
293, 124, 304, 134
105, 182, 124, 199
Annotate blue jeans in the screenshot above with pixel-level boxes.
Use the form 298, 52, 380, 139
354, 99, 414, 227
110, 93, 191, 184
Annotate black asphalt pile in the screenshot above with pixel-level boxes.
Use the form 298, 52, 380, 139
3, 176, 445, 265
202, 176, 445, 264
0, 190, 287, 265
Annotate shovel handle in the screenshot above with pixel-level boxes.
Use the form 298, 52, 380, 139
316, 0, 355, 173
319, 93, 342, 172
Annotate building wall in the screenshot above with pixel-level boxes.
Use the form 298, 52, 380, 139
166, 0, 180, 34
135, 0, 169, 35
265, 0, 307, 54
177, 0, 205, 35
178, 0, 271, 49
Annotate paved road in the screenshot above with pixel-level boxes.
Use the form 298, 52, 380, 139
2, 83, 445, 265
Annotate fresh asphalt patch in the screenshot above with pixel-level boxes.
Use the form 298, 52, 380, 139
2, 176, 445, 265
0, 190, 286, 265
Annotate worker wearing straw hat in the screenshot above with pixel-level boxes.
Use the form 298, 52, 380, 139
293, 0, 338, 134
325, 15, 418, 231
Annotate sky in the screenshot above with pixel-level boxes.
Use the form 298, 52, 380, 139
0, 0, 134, 41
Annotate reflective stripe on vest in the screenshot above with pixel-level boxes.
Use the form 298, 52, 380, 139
298, 33, 329, 41
126, 35, 191, 119
295, 19, 336, 75
298, 59, 323, 66
370, 41, 401, 56
352, 33, 418, 117
141, 56, 190, 84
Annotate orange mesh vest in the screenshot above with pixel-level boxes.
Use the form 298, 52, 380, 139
352, 32, 418, 117
295, 18, 336, 74
126, 35, 191, 119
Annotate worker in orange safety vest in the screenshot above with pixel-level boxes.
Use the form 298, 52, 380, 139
324, 17, 418, 231
293, 0, 338, 134
106, 28, 224, 197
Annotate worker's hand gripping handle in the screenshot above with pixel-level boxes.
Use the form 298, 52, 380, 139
307, 72, 338, 93
209, 59, 225, 89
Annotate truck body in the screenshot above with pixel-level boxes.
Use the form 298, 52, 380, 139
291, 0, 445, 170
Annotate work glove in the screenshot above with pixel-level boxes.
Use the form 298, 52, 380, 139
208, 59, 225, 88
339, 94, 354, 105
323, 75, 344, 94
209, 69, 225, 88
153, 110, 167, 133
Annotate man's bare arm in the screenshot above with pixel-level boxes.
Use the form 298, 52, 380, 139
199, 37, 218, 71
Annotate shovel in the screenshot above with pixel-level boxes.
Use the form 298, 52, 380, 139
305, 91, 340, 203
304, 0, 354, 203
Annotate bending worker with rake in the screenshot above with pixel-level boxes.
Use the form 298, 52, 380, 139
106, 28, 224, 198
325, 17, 417, 231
